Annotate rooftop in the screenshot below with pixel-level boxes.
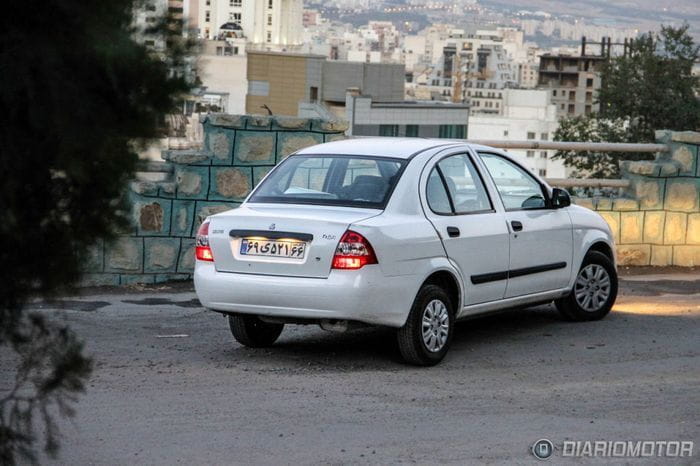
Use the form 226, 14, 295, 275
296, 137, 491, 159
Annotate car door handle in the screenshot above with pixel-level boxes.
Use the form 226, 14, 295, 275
511, 221, 523, 232
446, 226, 460, 238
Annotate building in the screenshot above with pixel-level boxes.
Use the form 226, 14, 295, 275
246, 50, 324, 116
406, 30, 518, 115
346, 91, 469, 139
196, 0, 302, 47
537, 38, 610, 117
246, 51, 405, 117
196, 40, 247, 113
467, 89, 566, 178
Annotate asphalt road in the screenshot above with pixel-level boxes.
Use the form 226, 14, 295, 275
4, 278, 700, 465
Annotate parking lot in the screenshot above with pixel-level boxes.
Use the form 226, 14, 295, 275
5, 275, 699, 464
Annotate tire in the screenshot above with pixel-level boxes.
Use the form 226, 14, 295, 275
556, 251, 618, 321
228, 314, 284, 348
397, 284, 455, 366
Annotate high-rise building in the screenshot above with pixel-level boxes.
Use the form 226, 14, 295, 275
537, 37, 611, 118
196, 0, 302, 47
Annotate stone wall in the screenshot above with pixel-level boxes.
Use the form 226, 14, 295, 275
573, 131, 700, 266
82, 122, 700, 286
81, 114, 347, 286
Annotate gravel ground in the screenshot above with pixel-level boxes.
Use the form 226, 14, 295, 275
2, 278, 699, 465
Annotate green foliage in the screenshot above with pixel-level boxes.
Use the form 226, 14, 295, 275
552, 115, 642, 178
598, 24, 700, 142
554, 24, 700, 177
0, 1, 194, 463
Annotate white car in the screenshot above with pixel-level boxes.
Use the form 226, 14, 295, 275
194, 138, 618, 366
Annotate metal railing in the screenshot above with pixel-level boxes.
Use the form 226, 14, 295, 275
467, 139, 668, 153
545, 178, 630, 189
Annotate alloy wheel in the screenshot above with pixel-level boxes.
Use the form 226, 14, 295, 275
421, 299, 449, 352
574, 264, 611, 312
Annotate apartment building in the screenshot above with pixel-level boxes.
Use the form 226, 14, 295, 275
196, 0, 302, 47
537, 38, 611, 117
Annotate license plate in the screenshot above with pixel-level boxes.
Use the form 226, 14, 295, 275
240, 239, 306, 259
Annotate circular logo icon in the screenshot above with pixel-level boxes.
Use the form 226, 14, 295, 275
532, 439, 554, 460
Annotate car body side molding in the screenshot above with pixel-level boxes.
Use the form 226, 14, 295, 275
471, 262, 567, 285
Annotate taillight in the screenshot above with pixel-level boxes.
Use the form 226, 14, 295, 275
332, 230, 377, 270
195, 221, 214, 261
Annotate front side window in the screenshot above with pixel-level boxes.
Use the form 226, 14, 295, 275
426, 154, 492, 215
249, 155, 404, 209
478, 152, 546, 210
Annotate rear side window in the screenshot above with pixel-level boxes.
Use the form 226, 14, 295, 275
249, 155, 405, 209
478, 152, 546, 210
426, 153, 492, 215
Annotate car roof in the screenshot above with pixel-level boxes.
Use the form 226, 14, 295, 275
295, 137, 496, 159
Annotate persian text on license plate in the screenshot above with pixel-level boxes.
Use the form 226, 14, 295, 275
240, 239, 306, 259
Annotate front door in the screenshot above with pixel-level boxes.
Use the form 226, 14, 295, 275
477, 152, 573, 298
422, 152, 510, 306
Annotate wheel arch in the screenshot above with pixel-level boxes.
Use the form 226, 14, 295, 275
587, 241, 615, 264
420, 269, 462, 313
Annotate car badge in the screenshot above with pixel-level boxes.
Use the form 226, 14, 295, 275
268, 223, 276, 230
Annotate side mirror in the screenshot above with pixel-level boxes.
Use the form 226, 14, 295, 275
551, 188, 571, 208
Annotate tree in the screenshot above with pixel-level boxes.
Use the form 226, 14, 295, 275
598, 24, 700, 142
554, 24, 700, 177
0, 1, 193, 463
552, 115, 634, 178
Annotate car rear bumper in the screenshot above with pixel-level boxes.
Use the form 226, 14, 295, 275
194, 262, 415, 327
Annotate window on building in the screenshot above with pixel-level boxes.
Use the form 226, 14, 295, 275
540, 151, 547, 159
527, 132, 536, 140
230, 0, 242, 5
379, 125, 399, 137
585, 105, 592, 114
569, 91, 576, 101
229, 12, 241, 23
586, 78, 593, 88
266, 31, 272, 42
526, 150, 535, 158
503, 130, 508, 137
205, 0, 210, 5
248, 80, 270, 97
539, 169, 547, 176
586, 91, 592, 102
268, 0, 273, 8
205, 10, 210, 22
438, 125, 466, 139
568, 104, 575, 114
405, 125, 419, 137
541, 133, 548, 140
267, 14, 272, 25
309, 86, 318, 102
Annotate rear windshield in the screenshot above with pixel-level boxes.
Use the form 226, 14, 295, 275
248, 155, 406, 209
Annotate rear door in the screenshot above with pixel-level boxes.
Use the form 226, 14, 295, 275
476, 152, 573, 298
421, 151, 510, 306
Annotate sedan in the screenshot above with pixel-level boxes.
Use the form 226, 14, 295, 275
194, 138, 618, 366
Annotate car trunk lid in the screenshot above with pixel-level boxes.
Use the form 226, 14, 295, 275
207, 203, 381, 278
